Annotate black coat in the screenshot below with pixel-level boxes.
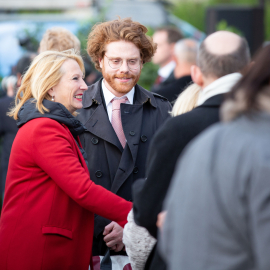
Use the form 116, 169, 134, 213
133, 94, 224, 270
150, 71, 176, 93
152, 75, 192, 104
0, 96, 18, 197
77, 79, 171, 256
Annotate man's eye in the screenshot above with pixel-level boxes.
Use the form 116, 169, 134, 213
112, 60, 120, 64
73, 77, 78, 80
129, 60, 137, 65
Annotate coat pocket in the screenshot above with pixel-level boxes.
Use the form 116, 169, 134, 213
42, 226, 73, 240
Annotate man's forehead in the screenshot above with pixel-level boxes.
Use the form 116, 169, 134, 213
104, 40, 140, 58
153, 31, 168, 43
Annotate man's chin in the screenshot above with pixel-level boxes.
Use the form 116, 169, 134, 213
114, 86, 134, 94
113, 81, 135, 93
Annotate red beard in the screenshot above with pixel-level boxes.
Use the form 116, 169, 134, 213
101, 70, 141, 95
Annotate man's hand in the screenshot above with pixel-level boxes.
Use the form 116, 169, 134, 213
103, 221, 124, 252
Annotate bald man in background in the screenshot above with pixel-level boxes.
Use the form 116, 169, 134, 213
153, 38, 198, 104
132, 31, 251, 270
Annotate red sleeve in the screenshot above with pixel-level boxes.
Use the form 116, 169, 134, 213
31, 119, 132, 227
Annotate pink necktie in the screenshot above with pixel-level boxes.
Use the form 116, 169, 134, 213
111, 96, 128, 148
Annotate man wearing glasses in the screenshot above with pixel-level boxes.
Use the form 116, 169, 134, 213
77, 18, 171, 264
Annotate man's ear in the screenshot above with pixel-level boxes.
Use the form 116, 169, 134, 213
191, 65, 204, 87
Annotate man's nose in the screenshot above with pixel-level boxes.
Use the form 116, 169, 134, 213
119, 60, 129, 73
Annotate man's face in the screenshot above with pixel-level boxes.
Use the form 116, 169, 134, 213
152, 31, 174, 67
99, 41, 142, 97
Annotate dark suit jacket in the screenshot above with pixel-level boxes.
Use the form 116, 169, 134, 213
150, 71, 176, 93
152, 75, 192, 104
77, 79, 171, 256
0, 96, 18, 198
133, 94, 224, 270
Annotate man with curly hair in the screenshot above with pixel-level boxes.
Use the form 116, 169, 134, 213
77, 18, 171, 264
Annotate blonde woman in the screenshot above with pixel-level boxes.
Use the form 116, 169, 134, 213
0, 50, 132, 270
170, 83, 201, 117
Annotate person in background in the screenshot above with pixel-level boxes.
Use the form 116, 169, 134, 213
0, 53, 35, 208
153, 38, 198, 104
39, 26, 81, 53
83, 56, 102, 86
0, 49, 132, 270
151, 27, 183, 92
160, 43, 270, 270
39, 27, 102, 86
170, 83, 201, 117
122, 83, 200, 270
77, 17, 171, 267
132, 31, 251, 270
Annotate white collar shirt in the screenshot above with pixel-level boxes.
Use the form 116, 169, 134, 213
158, 61, 176, 81
102, 79, 135, 122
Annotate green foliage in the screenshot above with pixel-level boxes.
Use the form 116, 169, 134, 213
76, 19, 93, 55
216, 20, 243, 36
169, 1, 207, 32
208, 0, 257, 5
170, 0, 269, 40
18, 10, 62, 14
138, 62, 159, 90
265, 1, 270, 40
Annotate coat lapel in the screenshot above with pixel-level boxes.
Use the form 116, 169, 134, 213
111, 85, 153, 194
83, 104, 123, 152
121, 103, 143, 163
82, 80, 123, 152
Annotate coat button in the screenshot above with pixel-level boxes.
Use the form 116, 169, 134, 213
91, 137, 99, 145
129, 131, 135, 136
133, 167, 139, 174
141, 135, 147, 142
95, 170, 103, 178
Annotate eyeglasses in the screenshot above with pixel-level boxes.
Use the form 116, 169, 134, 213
104, 55, 141, 70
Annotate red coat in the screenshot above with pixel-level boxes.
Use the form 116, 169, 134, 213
0, 118, 132, 270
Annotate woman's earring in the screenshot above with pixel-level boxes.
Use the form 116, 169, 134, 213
51, 96, 54, 101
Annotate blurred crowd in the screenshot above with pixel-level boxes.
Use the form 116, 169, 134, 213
0, 17, 270, 270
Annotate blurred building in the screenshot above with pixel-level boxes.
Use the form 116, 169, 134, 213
0, 0, 205, 77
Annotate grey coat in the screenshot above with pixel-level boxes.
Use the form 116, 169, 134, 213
160, 112, 270, 270
77, 79, 171, 255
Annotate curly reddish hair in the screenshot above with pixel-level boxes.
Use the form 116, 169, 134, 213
87, 18, 157, 71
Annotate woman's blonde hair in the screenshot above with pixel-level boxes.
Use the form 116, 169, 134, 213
9, 49, 84, 120
170, 83, 201, 117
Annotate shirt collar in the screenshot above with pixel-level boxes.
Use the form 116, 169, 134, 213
102, 79, 134, 107
158, 61, 176, 79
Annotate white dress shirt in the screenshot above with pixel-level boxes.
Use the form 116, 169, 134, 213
158, 61, 176, 81
102, 79, 135, 122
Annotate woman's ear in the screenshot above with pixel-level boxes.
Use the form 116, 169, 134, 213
48, 88, 54, 97
191, 65, 204, 87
